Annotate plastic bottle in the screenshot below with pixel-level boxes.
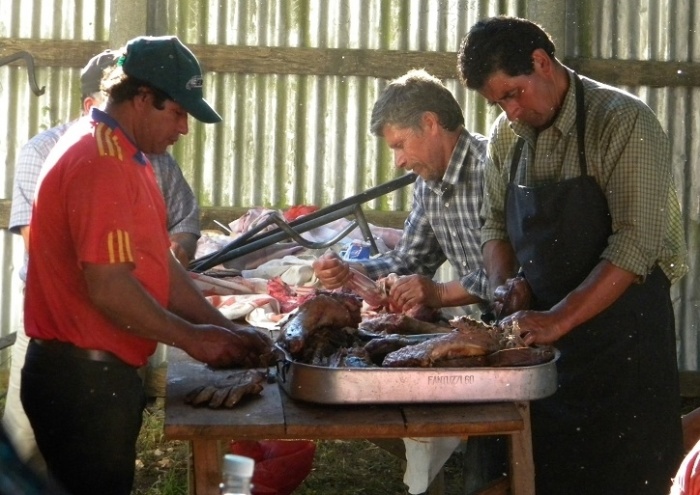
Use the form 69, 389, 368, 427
220, 454, 255, 495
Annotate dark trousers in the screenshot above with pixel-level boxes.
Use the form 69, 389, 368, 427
21, 340, 146, 495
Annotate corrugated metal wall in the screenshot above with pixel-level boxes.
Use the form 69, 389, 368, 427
165, 0, 519, 211
1, 0, 699, 369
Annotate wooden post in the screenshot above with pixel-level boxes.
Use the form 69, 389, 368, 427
526, 0, 570, 57
109, 0, 148, 49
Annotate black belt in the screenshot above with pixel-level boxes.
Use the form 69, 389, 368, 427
31, 339, 128, 366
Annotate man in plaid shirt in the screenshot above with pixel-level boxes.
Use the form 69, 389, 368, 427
314, 69, 489, 314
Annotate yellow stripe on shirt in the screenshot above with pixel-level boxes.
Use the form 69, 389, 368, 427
107, 230, 134, 263
95, 123, 124, 160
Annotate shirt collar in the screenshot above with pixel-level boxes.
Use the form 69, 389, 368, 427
90, 107, 148, 165
426, 127, 469, 195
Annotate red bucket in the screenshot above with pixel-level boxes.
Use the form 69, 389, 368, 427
229, 440, 316, 495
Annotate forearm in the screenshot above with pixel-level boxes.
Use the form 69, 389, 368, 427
84, 263, 195, 347
166, 255, 239, 329
550, 259, 637, 334
482, 239, 519, 297
437, 280, 484, 307
20, 226, 30, 250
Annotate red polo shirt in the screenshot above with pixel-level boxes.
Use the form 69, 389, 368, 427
24, 108, 171, 367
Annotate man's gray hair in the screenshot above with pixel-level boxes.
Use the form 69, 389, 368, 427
370, 69, 465, 137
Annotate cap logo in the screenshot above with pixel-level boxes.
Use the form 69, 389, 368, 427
185, 75, 203, 90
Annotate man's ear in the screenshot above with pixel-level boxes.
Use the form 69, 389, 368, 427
82, 96, 97, 115
531, 48, 553, 76
132, 89, 152, 112
421, 111, 441, 135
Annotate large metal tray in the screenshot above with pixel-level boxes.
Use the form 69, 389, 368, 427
275, 346, 559, 405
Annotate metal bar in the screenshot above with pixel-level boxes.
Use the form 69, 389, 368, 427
352, 204, 379, 255
189, 173, 417, 272
0, 51, 45, 95
190, 204, 360, 272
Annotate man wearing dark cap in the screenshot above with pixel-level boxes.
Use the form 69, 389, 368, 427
4, 47, 202, 474
18, 36, 274, 495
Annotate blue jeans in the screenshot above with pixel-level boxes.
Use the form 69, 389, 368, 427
21, 340, 146, 495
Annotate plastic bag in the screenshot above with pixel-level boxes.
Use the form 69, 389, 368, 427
229, 440, 316, 495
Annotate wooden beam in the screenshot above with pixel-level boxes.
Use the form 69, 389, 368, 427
565, 57, 700, 88
195, 45, 460, 81
0, 39, 109, 68
2, 200, 408, 232
0, 39, 460, 80
3, 38, 700, 87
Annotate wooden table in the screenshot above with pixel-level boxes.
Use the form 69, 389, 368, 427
164, 349, 535, 495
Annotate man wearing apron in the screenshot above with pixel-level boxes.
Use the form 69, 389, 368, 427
458, 17, 688, 494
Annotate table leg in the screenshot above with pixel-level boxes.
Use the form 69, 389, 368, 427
508, 402, 535, 495
190, 438, 223, 495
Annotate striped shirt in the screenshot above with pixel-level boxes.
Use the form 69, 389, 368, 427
482, 70, 688, 284
362, 128, 489, 300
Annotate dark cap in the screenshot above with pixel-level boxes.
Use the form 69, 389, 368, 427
119, 35, 221, 124
80, 49, 119, 97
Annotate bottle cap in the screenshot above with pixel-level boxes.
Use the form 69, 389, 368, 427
223, 454, 255, 478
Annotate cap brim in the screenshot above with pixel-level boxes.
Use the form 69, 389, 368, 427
181, 97, 222, 124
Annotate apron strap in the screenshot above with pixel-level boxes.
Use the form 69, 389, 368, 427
509, 138, 526, 183
508, 72, 589, 182
574, 73, 588, 176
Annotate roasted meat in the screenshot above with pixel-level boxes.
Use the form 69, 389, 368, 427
322, 345, 375, 368
276, 292, 362, 361
363, 334, 417, 365
277, 293, 555, 369
486, 346, 555, 367
382, 329, 500, 367
184, 369, 266, 408
359, 313, 448, 336
449, 315, 527, 349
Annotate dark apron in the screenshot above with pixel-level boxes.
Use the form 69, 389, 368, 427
505, 75, 682, 494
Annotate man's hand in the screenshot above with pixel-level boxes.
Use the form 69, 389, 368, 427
170, 242, 190, 266
500, 310, 567, 346
492, 276, 532, 319
382, 273, 441, 311
312, 251, 351, 289
169, 233, 198, 266
182, 324, 274, 369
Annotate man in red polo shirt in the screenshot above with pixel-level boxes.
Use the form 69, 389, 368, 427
20, 36, 273, 495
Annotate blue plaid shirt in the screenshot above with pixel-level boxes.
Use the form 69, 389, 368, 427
362, 128, 489, 300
